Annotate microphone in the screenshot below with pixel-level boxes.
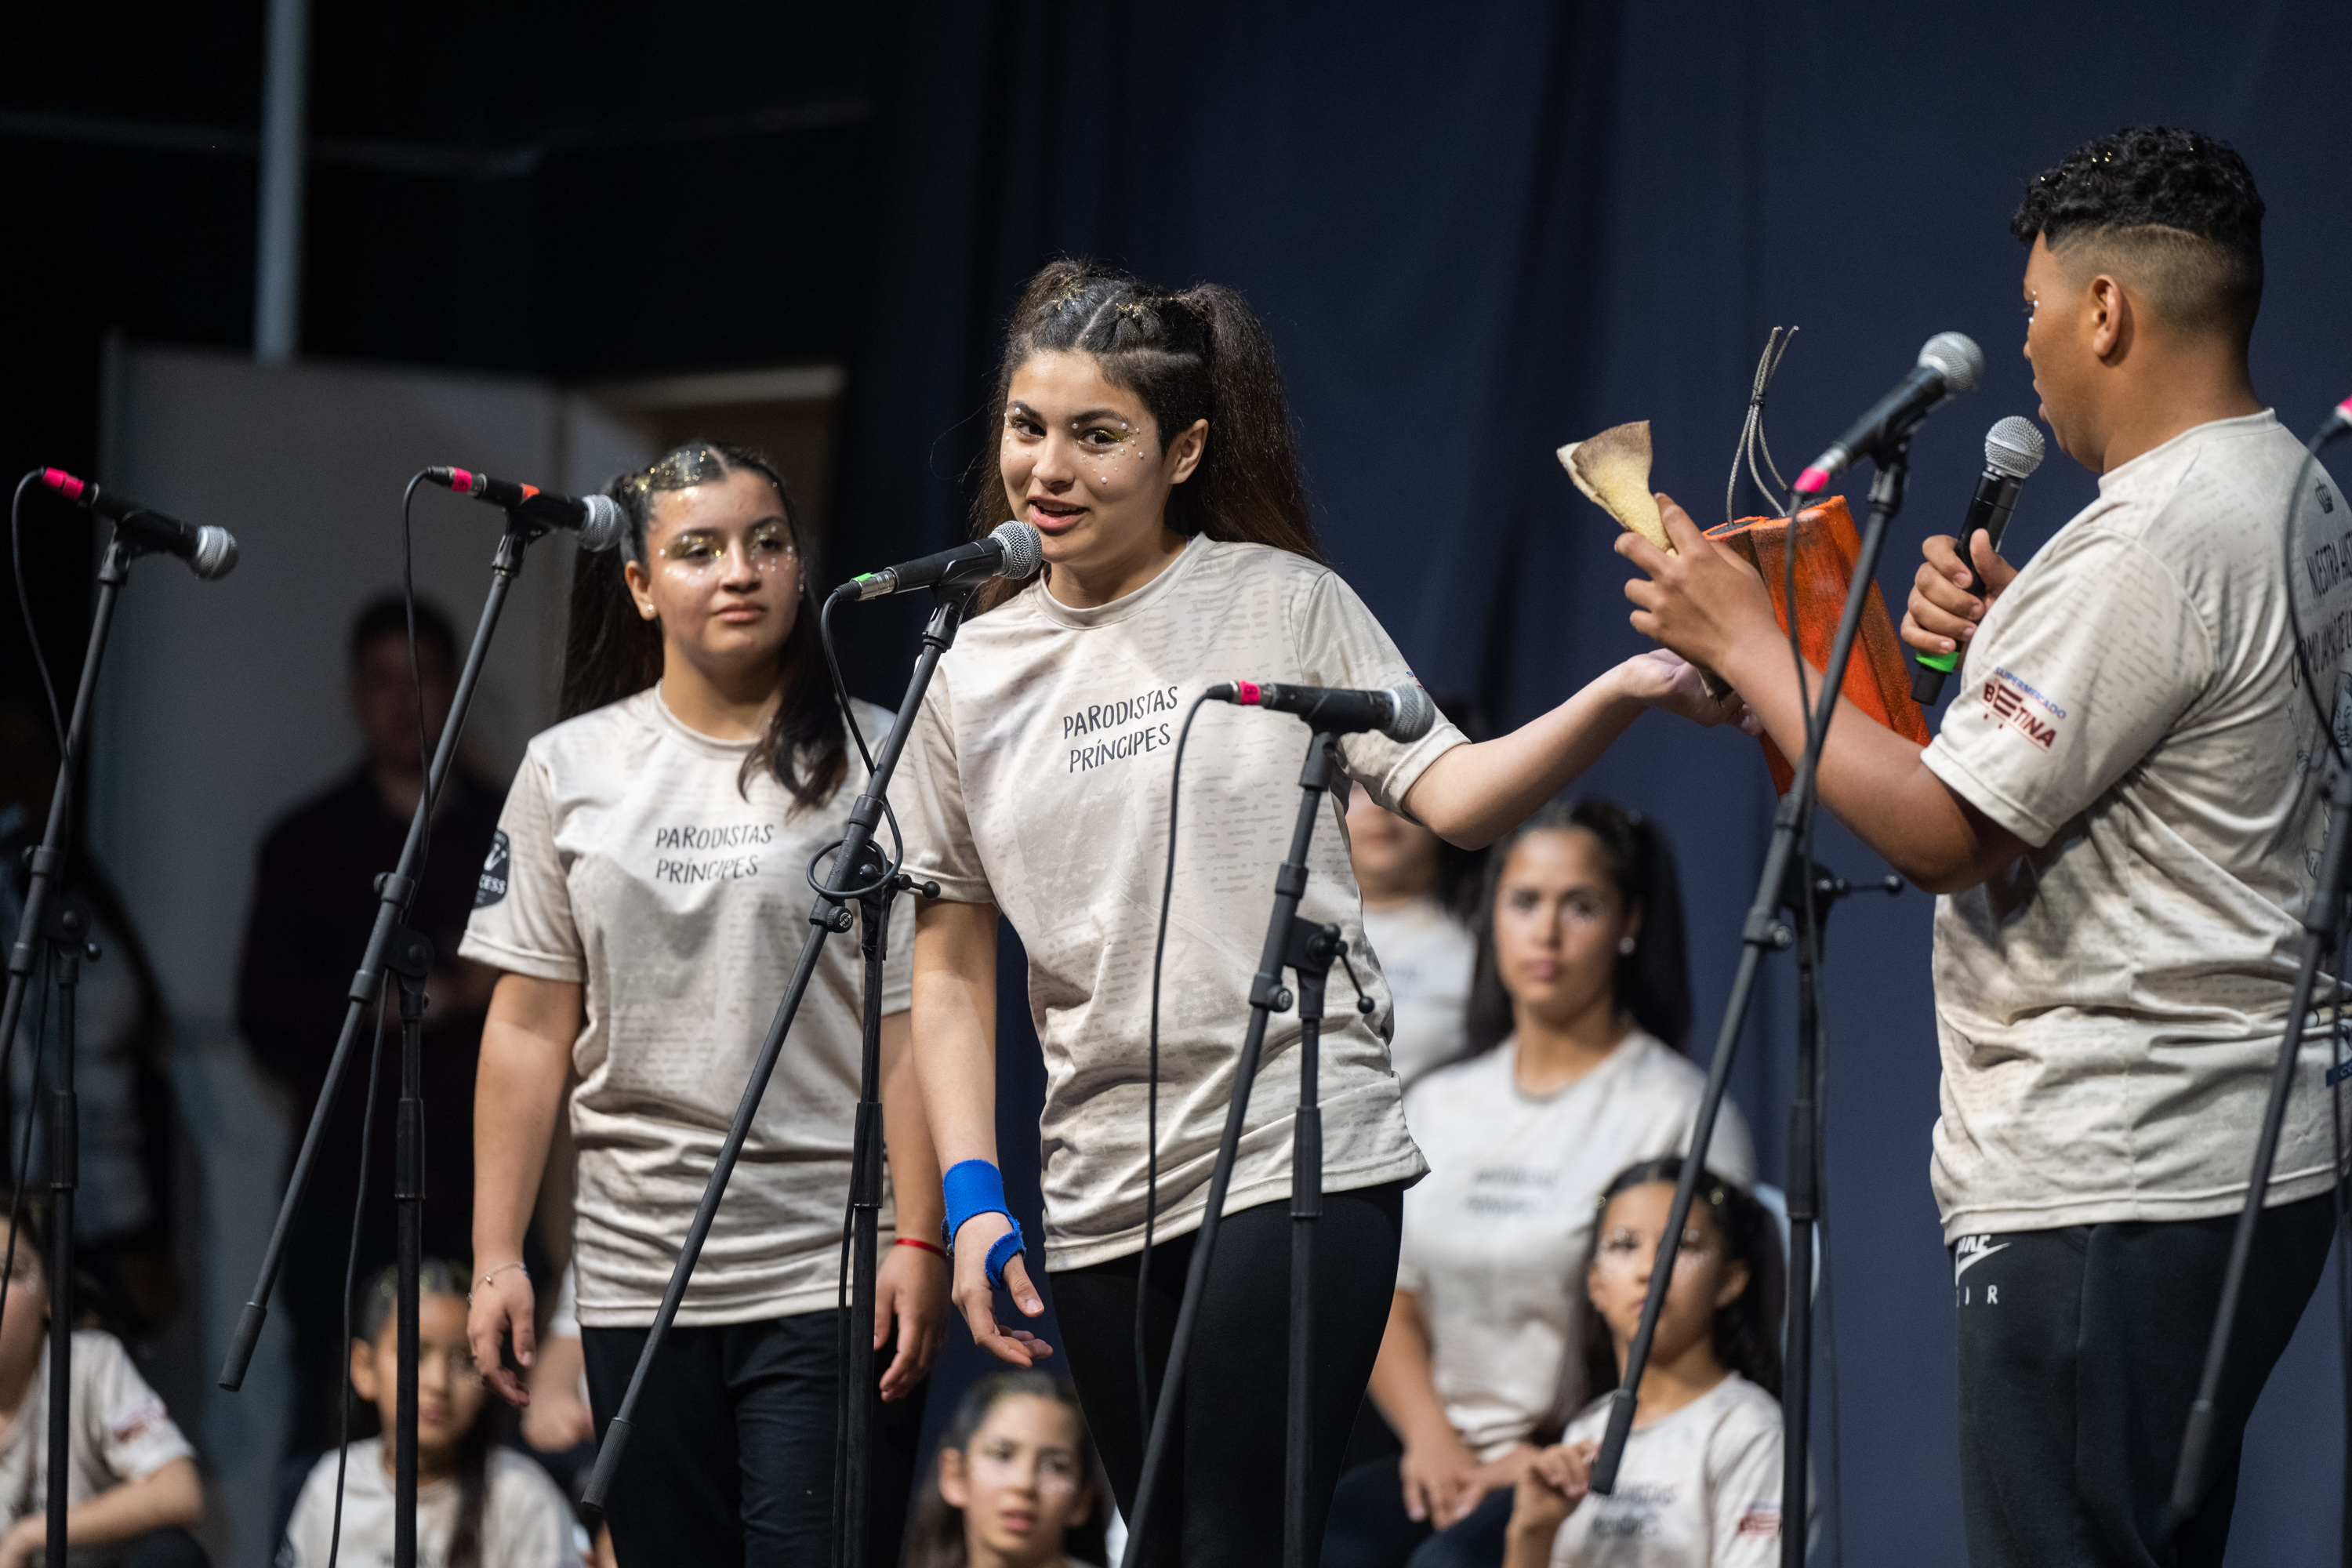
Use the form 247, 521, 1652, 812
423, 466, 627, 551
1206, 680, 1437, 743
38, 469, 238, 580
1792, 332, 1985, 495
2314, 395, 2352, 454
833, 521, 1044, 601
1910, 416, 2046, 705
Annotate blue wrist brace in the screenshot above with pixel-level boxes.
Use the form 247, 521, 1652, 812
942, 1159, 1026, 1290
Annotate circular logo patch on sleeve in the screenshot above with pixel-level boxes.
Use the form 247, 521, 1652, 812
475, 830, 511, 909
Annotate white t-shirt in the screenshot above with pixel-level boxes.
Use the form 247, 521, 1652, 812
0, 1332, 193, 1544
897, 539, 1467, 1268
1360, 896, 1476, 1086
1921, 412, 2350, 1240
279, 1439, 580, 1568
1548, 1374, 1784, 1567
1396, 1035, 1755, 1459
459, 688, 913, 1326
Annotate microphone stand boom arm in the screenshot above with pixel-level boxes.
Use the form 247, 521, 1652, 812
220, 514, 543, 1392
1588, 445, 1915, 1568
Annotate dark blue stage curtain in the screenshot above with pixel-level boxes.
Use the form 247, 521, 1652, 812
842, 4, 2352, 1559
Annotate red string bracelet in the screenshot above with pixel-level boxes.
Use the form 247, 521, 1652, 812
894, 1237, 947, 1259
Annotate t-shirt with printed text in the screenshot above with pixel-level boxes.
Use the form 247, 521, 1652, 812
1548, 1374, 1784, 1567
1922, 412, 2350, 1240
459, 688, 913, 1325
896, 539, 1467, 1268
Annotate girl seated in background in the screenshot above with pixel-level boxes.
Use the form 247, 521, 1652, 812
0, 1203, 205, 1568
1327, 800, 1755, 1568
281, 1261, 578, 1568
904, 1374, 1107, 1568
1344, 699, 1485, 1088
1504, 1160, 1785, 1568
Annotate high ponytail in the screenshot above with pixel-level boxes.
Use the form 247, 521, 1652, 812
971, 260, 1323, 607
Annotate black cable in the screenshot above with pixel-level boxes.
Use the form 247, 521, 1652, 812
10, 473, 65, 757
326, 991, 392, 1568
1136, 694, 1213, 1439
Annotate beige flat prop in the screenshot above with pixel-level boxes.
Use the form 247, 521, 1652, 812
1559, 421, 1670, 551
1556, 419, 1731, 700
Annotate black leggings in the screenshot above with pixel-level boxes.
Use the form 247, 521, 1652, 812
1050, 1181, 1405, 1567
582, 1310, 926, 1568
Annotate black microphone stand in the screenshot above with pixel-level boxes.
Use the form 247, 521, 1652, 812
1120, 724, 1370, 1568
387, 929, 434, 1568
0, 525, 171, 1568
2168, 746, 2352, 1529
220, 510, 549, 1568
34, 898, 92, 1568
579, 581, 968, 1568
1588, 444, 1914, 1568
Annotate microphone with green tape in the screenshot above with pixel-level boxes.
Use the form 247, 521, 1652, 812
1911, 416, 2046, 705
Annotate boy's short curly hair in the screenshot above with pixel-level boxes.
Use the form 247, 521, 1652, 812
2012, 125, 2264, 342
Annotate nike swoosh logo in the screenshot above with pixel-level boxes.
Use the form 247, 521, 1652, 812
1953, 1242, 2010, 1286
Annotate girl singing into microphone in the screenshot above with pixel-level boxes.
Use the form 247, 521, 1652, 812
898, 262, 1747, 1566
462, 443, 946, 1567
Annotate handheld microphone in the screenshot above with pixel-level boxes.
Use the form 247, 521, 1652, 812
1792, 332, 1985, 495
38, 469, 238, 580
423, 466, 627, 551
2314, 396, 2352, 455
1207, 680, 1436, 742
1910, 417, 2046, 705
833, 521, 1044, 601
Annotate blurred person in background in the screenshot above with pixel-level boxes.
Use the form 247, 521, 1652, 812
0, 695, 182, 1345
1326, 800, 1753, 1568
1346, 698, 1486, 1089
0, 1200, 207, 1568
902, 1374, 1110, 1568
463, 443, 945, 1567
279, 1260, 578, 1568
236, 596, 506, 1458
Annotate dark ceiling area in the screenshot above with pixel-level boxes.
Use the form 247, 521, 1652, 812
5, 2, 888, 698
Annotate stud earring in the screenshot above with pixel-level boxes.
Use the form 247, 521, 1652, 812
1618, 935, 1637, 956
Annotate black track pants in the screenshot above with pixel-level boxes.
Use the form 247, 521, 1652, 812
582, 1309, 925, 1568
1050, 1181, 1406, 1567
1954, 1193, 2333, 1568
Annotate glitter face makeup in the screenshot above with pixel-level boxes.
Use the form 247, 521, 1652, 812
655, 519, 798, 579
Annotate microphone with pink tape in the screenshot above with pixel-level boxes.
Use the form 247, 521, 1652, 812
2313, 394, 2352, 455
37, 467, 238, 579
1206, 679, 1436, 742
1791, 332, 1984, 496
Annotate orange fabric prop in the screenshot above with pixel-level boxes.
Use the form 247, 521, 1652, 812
1704, 495, 1932, 794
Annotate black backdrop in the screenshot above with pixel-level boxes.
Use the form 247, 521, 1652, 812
833, 5, 2352, 1562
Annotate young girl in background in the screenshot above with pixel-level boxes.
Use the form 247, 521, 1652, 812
1329, 800, 1754, 1568
1503, 1160, 1786, 1568
281, 1260, 576, 1568
903, 1374, 1107, 1568
0, 1203, 204, 1568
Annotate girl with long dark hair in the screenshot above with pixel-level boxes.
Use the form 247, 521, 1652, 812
1501, 1160, 1787, 1566
902, 1374, 1109, 1568
282, 1259, 576, 1568
1327, 800, 1754, 1568
463, 443, 946, 1565
897, 262, 1748, 1566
